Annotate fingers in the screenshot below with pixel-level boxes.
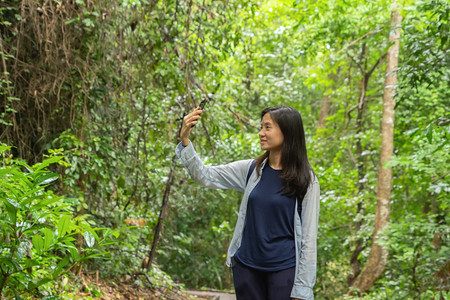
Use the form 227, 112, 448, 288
183, 107, 203, 127
179, 107, 204, 143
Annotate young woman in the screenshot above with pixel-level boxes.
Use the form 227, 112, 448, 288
175, 106, 320, 300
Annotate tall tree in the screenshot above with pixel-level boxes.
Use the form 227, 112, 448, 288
317, 95, 331, 129
351, 2, 403, 293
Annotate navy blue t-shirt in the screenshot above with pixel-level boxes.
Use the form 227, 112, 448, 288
235, 163, 297, 271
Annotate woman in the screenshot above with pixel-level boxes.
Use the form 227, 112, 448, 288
175, 105, 320, 300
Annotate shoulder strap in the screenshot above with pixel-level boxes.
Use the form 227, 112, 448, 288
246, 160, 256, 186
297, 198, 303, 219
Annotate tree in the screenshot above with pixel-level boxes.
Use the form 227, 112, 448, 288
351, 2, 403, 293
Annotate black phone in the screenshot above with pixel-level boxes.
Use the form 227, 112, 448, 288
191, 99, 207, 128
199, 99, 207, 110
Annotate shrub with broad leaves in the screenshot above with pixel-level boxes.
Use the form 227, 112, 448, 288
0, 145, 119, 299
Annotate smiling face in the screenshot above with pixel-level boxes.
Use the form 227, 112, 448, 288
259, 113, 284, 152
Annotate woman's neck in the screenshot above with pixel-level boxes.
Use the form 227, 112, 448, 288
268, 150, 282, 170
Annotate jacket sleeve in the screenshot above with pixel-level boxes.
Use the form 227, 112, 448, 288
175, 142, 251, 192
291, 178, 320, 300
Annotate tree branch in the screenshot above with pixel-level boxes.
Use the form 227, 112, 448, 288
337, 27, 383, 54
367, 52, 388, 79
432, 171, 450, 184
346, 51, 364, 74
227, 105, 258, 129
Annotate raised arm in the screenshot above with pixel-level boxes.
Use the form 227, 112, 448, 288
176, 106, 252, 192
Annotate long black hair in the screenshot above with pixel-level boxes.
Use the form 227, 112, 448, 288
255, 106, 314, 199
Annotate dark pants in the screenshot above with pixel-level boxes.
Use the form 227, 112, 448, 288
232, 260, 295, 300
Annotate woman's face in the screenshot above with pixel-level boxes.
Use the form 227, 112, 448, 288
259, 113, 284, 152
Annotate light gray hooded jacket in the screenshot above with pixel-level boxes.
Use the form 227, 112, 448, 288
176, 142, 320, 300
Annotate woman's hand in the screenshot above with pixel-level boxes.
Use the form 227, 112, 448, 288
179, 107, 203, 146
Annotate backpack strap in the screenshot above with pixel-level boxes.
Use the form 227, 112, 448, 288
297, 198, 303, 220
246, 160, 256, 186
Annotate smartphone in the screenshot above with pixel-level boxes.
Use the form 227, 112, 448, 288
199, 99, 207, 110
191, 99, 207, 128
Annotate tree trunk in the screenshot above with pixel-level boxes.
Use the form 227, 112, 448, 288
146, 154, 177, 270
317, 95, 331, 130
348, 64, 368, 286
351, 6, 402, 293
317, 71, 338, 131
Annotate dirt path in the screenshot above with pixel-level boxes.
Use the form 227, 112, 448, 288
71, 274, 236, 299
186, 290, 236, 300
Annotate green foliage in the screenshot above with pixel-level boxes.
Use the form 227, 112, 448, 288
1, 0, 448, 298
0, 2, 20, 127
159, 187, 239, 289
401, 0, 449, 89
377, 217, 449, 298
0, 145, 118, 298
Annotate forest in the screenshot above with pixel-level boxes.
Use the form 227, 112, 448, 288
0, 0, 448, 299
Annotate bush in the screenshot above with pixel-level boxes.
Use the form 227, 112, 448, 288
0, 145, 118, 299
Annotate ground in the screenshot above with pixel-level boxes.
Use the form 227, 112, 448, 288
65, 274, 236, 300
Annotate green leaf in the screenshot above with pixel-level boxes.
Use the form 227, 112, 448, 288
64, 242, 79, 260
63, 197, 80, 205
23, 258, 40, 269
3, 198, 17, 224
111, 230, 120, 239
5, 197, 20, 208
32, 197, 61, 211
65, 18, 78, 25
84, 231, 95, 248
23, 224, 47, 234
43, 228, 54, 250
0, 144, 11, 153
33, 156, 63, 172
9, 169, 33, 189
426, 125, 433, 143
0, 168, 12, 177
57, 215, 72, 237
34, 173, 59, 186
32, 235, 44, 255
117, 176, 126, 188
82, 18, 94, 27
19, 186, 45, 207
52, 256, 70, 279
12, 257, 23, 271
60, 236, 76, 243
28, 278, 52, 290
432, 141, 446, 153
103, 228, 112, 238
15, 161, 33, 175
0, 259, 14, 273
15, 241, 31, 261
